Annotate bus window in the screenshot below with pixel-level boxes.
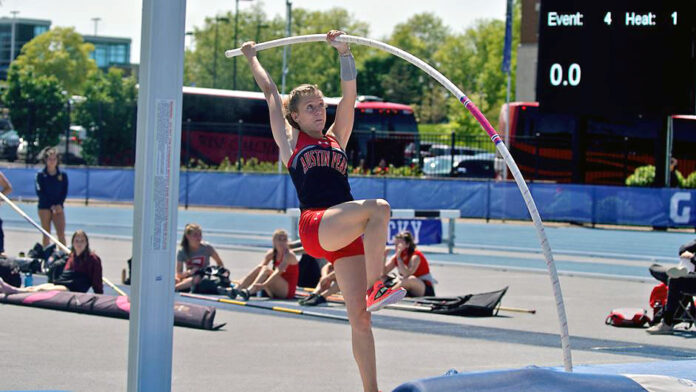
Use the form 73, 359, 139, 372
390, 111, 418, 133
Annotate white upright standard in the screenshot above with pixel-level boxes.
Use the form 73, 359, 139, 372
128, 0, 187, 390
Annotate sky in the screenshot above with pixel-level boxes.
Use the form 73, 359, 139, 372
2, 0, 506, 63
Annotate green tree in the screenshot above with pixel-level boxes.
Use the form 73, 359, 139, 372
184, 6, 369, 97
379, 13, 451, 123
12, 27, 97, 94
437, 6, 521, 139
3, 64, 67, 161
73, 68, 138, 166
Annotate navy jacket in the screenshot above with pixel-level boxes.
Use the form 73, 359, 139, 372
35, 168, 68, 209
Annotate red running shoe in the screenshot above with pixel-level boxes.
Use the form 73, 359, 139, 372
366, 280, 406, 312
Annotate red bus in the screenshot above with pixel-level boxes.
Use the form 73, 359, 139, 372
181, 87, 418, 166
499, 102, 696, 185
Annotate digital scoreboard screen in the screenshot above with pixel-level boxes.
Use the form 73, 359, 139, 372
536, 0, 696, 117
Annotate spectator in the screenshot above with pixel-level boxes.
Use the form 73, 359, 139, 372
0, 230, 103, 294
35, 147, 68, 248
646, 239, 696, 334
373, 158, 389, 175
229, 229, 299, 300
0, 171, 12, 257
299, 261, 339, 306
383, 230, 436, 297
669, 158, 682, 188
175, 223, 226, 292
352, 158, 370, 175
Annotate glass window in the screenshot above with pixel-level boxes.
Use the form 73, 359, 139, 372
92, 45, 108, 68
33, 25, 48, 37
109, 44, 126, 64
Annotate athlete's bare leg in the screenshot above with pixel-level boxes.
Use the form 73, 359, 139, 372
392, 276, 426, 297
318, 199, 390, 286
237, 265, 264, 288
246, 265, 272, 294
38, 209, 52, 247
333, 255, 377, 392
53, 210, 66, 246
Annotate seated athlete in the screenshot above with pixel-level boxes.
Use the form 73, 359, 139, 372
383, 231, 436, 297
230, 229, 299, 300
0, 230, 103, 295
175, 223, 226, 292
299, 261, 340, 306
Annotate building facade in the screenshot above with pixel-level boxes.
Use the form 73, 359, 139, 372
82, 35, 132, 70
0, 17, 51, 79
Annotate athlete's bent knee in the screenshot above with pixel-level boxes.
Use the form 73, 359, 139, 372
369, 199, 390, 217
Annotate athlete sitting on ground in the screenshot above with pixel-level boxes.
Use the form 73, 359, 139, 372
229, 229, 299, 300
175, 223, 226, 292
0, 230, 103, 295
383, 231, 436, 297
242, 30, 405, 392
299, 261, 340, 306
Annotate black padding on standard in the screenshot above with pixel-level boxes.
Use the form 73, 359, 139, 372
414, 211, 441, 218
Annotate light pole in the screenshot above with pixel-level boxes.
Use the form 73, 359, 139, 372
62, 91, 71, 163
233, 0, 254, 90
280, 0, 292, 95
255, 20, 269, 43
91, 17, 101, 36
9, 11, 18, 64
213, 16, 229, 89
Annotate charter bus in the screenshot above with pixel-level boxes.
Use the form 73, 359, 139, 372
181, 86, 418, 166
499, 102, 696, 185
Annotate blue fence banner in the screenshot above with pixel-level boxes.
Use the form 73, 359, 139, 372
3, 167, 696, 227
387, 219, 441, 245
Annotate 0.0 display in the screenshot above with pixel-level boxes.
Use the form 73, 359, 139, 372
536, 0, 696, 117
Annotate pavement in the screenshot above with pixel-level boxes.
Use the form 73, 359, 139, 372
1, 206, 695, 391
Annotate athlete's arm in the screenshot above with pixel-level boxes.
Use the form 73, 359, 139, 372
175, 260, 187, 280
403, 255, 421, 277
261, 249, 274, 267
242, 41, 293, 166
0, 171, 12, 196
383, 252, 397, 276
210, 249, 224, 268
326, 30, 356, 149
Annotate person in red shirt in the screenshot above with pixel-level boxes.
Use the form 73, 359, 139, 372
230, 229, 299, 300
0, 230, 103, 294
383, 231, 436, 297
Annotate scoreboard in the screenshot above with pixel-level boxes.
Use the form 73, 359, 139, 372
536, 0, 696, 117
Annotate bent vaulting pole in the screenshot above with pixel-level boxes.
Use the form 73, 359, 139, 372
226, 34, 572, 372
0, 192, 126, 297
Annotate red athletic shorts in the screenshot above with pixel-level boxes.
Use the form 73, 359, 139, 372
299, 208, 365, 264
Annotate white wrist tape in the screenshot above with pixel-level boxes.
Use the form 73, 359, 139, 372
340, 53, 357, 81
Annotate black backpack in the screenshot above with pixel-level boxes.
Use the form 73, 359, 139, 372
297, 253, 321, 288
192, 266, 231, 294
0, 258, 21, 288
46, 251, 70, 284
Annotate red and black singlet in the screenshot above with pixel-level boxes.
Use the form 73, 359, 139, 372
287, 132, 353, 210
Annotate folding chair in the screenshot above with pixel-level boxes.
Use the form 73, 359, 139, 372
672, 291, 696, 329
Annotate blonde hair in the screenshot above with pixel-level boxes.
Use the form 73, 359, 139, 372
283, 84, 324, 131
181, 223, 203, 256
271, 229, 289, 259
40, 146, 61, 167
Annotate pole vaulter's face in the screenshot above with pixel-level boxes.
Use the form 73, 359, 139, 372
293, 95, 327, 134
